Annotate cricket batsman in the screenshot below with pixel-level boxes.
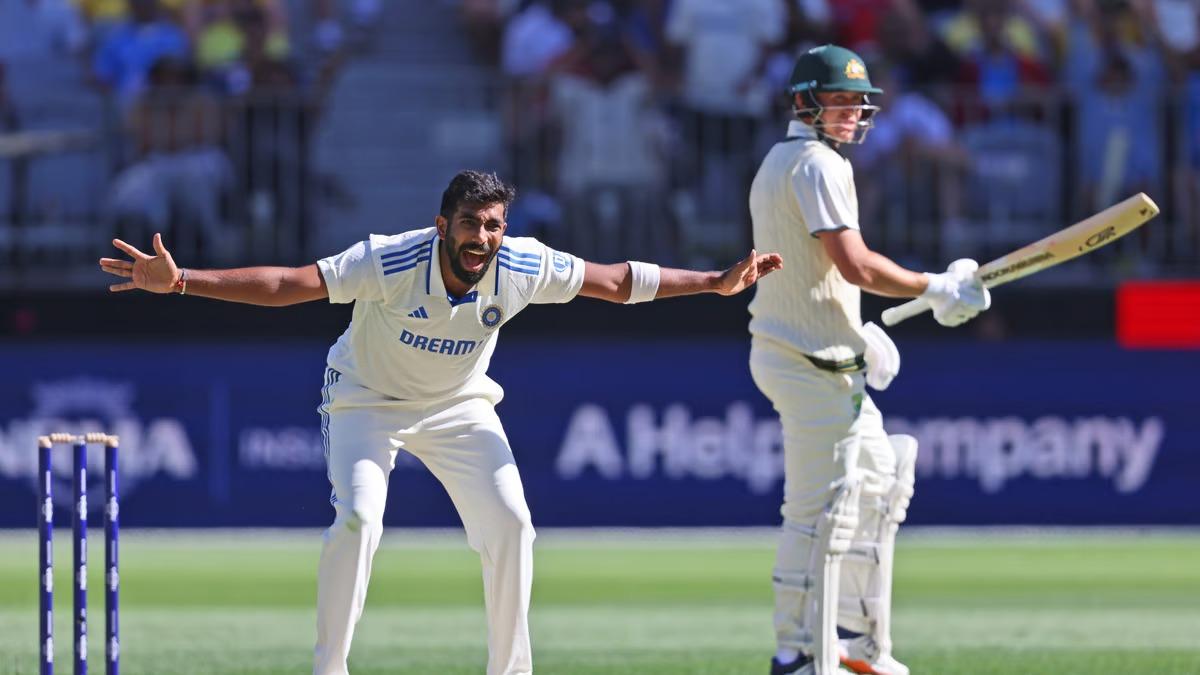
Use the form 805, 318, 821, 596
748, 46, 991, 675
99, 170, 782, 675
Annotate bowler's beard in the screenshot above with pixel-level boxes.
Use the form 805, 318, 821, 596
444, 237, 497, 286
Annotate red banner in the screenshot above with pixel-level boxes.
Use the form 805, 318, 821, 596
1117, 281, 1200, 348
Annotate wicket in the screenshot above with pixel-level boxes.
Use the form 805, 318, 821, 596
38, 433, 120, 675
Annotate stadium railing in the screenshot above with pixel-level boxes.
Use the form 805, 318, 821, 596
0, 88, 316, 289
0, 80, 1195, 290
500, 78, 1197, 283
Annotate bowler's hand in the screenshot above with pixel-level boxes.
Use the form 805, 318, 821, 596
716, 249, 783, 296
99, 233, 181, 293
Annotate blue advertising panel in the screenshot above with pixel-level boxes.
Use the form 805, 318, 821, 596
0, 339, 1194, 527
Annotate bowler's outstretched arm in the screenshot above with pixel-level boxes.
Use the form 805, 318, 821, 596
578, 249, 783, 303
99, 233, 328, 306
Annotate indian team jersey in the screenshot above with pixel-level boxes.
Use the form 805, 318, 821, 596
748, 120, 866, 362
316, 227, 585, 403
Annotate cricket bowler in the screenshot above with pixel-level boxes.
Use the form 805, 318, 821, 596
100, 170, 782, 675
748, 45, 991, 675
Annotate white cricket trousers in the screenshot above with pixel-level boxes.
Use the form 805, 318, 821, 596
749, 341, 896, 651
313, 373, 535, 675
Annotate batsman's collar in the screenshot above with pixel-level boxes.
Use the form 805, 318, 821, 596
427, 236, 501, 300
786, 120, 819, 140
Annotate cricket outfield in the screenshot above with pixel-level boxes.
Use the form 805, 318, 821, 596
0, 528, 1197, 674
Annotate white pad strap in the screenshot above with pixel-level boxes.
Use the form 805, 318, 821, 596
625, 261, 660, 304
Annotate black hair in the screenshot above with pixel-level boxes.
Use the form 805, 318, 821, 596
439, 170, 517, 220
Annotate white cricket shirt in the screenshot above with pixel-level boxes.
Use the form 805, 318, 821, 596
748, 121, 867, 362
317, 227, 585, 403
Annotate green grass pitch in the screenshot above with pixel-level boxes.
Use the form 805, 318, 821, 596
1, 529, 1198, 674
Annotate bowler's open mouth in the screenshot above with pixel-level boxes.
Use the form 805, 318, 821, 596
461, 249, 489, 272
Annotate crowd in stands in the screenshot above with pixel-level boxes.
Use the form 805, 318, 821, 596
2, 0, 1196, 277
459, 0, 1200, 269
0, 0, 383, 91
0, 0, 380, 263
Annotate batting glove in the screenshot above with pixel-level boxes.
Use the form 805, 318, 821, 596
922, 259, 992, 327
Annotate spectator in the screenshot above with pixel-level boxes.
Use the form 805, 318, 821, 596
0, 0, 89, 106
545, 10, 671, 260
191, 1, 297, 94
501, 0, 577, 79
460, 0, 522, 63
185, 0, 290, 84
190, 1, 243, 72
829, 0, 895, 55
790, 0, 834, 45
91, 0, 189, 101
608, 0, 671, 61
237, 2, 298, 90
849, 62, 970, 258
76, 0, 144, 44
942, 0, 1049, 63
106, 56, 234, 261
0, 0, 88, 60
760, 0, 835, 100
311, 0, 381, 53
876, 1, 962, 93
225, 1, 318, 260
853, 63, 964, 170
666, 0, 785, 119
1153, 0, 1199, 69
953, 0, 1052, 116
1064, 0, 1167, 214
1151, 0, 1200, 240
665, 0, 785, 255
500, 0, 590, 204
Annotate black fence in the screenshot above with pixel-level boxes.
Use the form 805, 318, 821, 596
0, 88, 317, 288
1, 81, 1197, 290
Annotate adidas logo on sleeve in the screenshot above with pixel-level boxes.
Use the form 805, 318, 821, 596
407, 306, 429, 319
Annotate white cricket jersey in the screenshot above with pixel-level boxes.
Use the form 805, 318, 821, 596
316, 227, 585, 403
748, 121, 866, 362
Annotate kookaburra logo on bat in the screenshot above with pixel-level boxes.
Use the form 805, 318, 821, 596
979, 252, 1054, 283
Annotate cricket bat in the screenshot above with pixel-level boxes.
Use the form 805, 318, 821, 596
881, 192, 1161, 326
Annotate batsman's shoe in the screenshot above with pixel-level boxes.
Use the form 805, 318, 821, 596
770, 654, 857, 675
839, 636, 909, 675
770, 653, 812, 675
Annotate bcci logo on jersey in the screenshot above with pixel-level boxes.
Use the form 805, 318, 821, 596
481, 304, 503, 328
